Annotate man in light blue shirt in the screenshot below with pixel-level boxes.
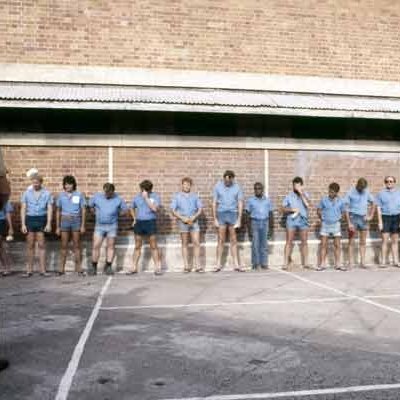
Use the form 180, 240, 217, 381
20, 175, 53, 277
316, 182, 346, 271
246, 182, 273, 270
171, 177, 203, 273
55, 175, 87, 276
344, 177, 375, 268
212, 170, 244, 272
282, 176, 311, 270
376, 176, 400, 267
128, 180, 162, 275
89, 182, 128, 275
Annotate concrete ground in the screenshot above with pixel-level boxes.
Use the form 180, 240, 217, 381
2, 266, 400, 399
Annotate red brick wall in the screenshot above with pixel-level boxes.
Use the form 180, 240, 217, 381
114, 147, 265, 234
2, 146, 265, 236
1, 1, 400, 80
269, 150, 400, 237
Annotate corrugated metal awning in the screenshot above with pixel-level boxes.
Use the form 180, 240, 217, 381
1, 81, 400, 119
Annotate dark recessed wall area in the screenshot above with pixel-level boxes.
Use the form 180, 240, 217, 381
0, 108, 399, 141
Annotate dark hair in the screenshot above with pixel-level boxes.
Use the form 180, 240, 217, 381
292, 176, 304, 185
328, 182, 340, 193
223, 170, 235, 178
63, 175, 77, 191
181, 177, 193, 185
254, 182, 264, 190
103, 182, 115, 193
140, 180, 153, 192
356, 177, 368, 190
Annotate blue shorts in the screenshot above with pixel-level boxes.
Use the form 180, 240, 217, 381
133, 219, 157, 236
350, 213, 367, 231
320, 221, 341, 237
178, 220, 200, 233
26, 215, 47, 233
217, 211, 238, 226
286, 215, 309, 231
382, 214, 400, 234
94, 223, 118, 238
60, 215, 81, 232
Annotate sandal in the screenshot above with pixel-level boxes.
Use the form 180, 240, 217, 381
195, 267, 205, 273
234, 267, 246, 272
1, 271, 11, 277
335, 266, 348, 271
154, 269, 162, 276
22, 272, 33, 278
183, 268, 191, 273
77, 271, 86, 276
213, 266, 222, 273
315, 266, 326, 271
56, 271, 65, 276
40, 272, 51, 277
126, 270, 138, 275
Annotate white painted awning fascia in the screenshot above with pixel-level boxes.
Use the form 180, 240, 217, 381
1, 63, 400, 119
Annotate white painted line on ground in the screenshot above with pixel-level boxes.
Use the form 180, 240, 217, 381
272, 267, 400, 316
100, 293, 400, 311
158, 382, 400, 400
101, 296, 352, 310
55, 277, 112, 400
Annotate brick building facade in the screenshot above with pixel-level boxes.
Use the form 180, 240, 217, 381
1, 1, 400, 270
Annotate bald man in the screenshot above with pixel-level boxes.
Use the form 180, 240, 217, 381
0, 148, 10, 372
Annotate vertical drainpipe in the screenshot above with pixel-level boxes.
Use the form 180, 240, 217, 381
264, 149, 269, 195
108, 146, 113, 183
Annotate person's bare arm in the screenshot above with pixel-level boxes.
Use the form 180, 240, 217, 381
21, 203, 27, 234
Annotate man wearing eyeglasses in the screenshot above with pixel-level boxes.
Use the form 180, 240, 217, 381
376, 176, 400, 267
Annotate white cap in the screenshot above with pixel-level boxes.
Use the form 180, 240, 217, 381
26, 168, 39, 178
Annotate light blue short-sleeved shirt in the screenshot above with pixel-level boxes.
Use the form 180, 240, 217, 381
246, 195, 273, 220
376, 189, 400, 216
344, 188, 374, 216
89, 192, 127, 225
170, 192, 202, 218
213, 181, 244, 213
21, 188, 53, 217
0, 201, 13, 220
131, 192, 161, 221
282, 191, 310, 219
317, 196, 346, 224
56, 191, 86, 216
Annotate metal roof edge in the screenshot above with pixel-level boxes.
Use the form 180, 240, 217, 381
1, 63, 400, 98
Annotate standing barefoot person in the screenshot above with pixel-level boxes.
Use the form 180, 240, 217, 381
344, 178, 375, 269
21, 175, 53, 277
0, 147, 11, 371
282, 177, 311, 270
56, 175, 86, 276
171, 177, 203, 273
128, 180, 162, 275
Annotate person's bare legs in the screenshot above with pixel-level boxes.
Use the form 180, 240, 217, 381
149, 234, 161, 273
228, 225, 241, 270
0, 238, 11, 273
131, 234, 143, 273
348, 235, 355, 269
299, 229, 309, 268
359, 230, 367, 267
381, 232, 390, 265
180, 232, 190, 272
215, 226, 227, 270
284, 229, 295, 269
319, 235, 328, 268
105, 237, 115, 264
391, 233, 399, 266
334, 237, 341, 268
92, 234, 103, 264
72, 231, 82, 272
26, 232, 35, 273
59, 231, 70, 274
191, 230, 201, 271
37, 232, 47, 274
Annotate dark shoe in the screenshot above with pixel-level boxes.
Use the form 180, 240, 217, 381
260, 265, 269, 270
154, 269, 162, 276
56, 271, 65, 277
0, 359, 9, 372
40, 272, 51, 277
126, 270, 138, 275
104, 265, 114, 276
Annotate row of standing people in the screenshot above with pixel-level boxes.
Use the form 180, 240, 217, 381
0, 170, 398, 276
